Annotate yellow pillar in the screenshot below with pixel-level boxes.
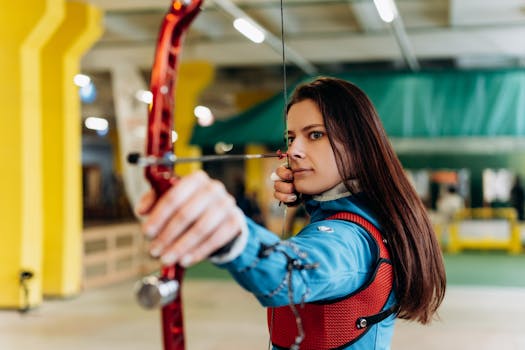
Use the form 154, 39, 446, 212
234, 91, 275, 213
0, 1, 64, 308
41, 2, 103, 297
174, 62, 215, 176
245, 145, 267, 194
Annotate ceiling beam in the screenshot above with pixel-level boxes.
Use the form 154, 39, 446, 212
350, 1, 385, 33
382, 0, 420, 71
450, 0, 525, 26
212, 0, 318, 75
389, 9, 420, 71
350, 0, 419, 71
82, 25, 525, 71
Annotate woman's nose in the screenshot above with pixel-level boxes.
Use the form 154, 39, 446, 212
288, 139, 305, 159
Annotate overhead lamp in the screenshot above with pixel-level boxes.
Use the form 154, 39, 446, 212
194, 105, 214, 127
194, 105, 212, 119
74, 74, 91, 87
373, 0, 398, 23
233, 18, 265, 44
135, 89, 153, 104
85, 117, 109, 135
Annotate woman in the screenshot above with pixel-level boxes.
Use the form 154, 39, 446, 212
137, 77, 446, 349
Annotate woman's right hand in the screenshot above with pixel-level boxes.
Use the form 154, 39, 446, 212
272, 165, 299, 205
135, 171, 246, 267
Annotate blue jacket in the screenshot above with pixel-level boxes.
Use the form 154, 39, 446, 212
216, 188, 396, 350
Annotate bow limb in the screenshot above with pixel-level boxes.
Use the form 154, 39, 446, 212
144, 2, 203, 350
146, 0, 203, 195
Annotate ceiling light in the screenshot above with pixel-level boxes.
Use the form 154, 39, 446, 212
135, 90, 153, 104
373, 0, 397, 23
74, 74, 91, 87
194, 105, 214, 126
85, 117, 108, 132
194, 105, 212, 119
172, 130, 178, 143
233, 18, 265, 44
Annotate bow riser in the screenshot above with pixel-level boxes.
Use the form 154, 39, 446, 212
145, 2, 204, 350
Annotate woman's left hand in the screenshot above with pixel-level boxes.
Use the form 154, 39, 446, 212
135, 170, 246, 267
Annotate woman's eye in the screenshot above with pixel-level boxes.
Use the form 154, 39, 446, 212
287, 136, 295, 145
309, 131, 324, 140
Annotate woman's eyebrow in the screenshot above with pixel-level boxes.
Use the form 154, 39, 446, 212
301, 124, 325, 132
287, 124, 325, 136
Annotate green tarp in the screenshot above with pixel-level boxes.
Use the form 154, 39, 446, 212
190, 69, 525, 147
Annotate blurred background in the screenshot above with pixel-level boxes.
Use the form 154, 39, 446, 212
1, 0, 525, 349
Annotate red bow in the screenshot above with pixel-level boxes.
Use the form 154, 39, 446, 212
144, 1, 203, 349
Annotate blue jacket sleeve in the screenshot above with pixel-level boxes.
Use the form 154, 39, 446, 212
214, 218, 377, 307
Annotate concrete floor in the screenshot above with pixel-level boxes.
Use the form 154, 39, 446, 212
1, 280, 525, 350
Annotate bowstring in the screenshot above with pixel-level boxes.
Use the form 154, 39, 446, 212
279, 0, 289, 240
268, 1, 306, 350
268, 1, 287, 349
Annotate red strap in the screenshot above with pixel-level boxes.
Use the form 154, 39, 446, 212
327, 212, 391, 261
268, 212, 394, 350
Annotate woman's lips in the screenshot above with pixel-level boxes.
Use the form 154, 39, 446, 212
292, 168, 312, 177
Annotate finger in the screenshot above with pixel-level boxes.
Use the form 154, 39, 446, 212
179, 208, 245, 267
135, 190, 157, 216
159, 194, 238, 266
270, 171, 281, 182
143, 171, 209, 238
274, 180, 295, 195
274, 191, 298, 203
149, 179, 230, 258
276, 166, 293, 181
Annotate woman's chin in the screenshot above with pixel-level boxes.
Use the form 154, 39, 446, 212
294, 184, 316, 196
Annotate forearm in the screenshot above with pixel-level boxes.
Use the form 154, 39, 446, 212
213, 219, 371, 307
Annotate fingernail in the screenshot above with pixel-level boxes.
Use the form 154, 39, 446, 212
288, 195, 297, 202
143, 225, 156, 238
150, 245, 163, 258
180, 255, 193, 267
161, 252, 177, 266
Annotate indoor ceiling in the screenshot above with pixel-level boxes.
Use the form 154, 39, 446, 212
83, 0, 525, 72
79, 0, 525, 125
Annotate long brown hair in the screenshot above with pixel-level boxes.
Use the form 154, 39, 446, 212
287, 77, 446, 324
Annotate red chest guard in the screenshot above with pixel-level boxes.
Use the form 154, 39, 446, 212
267, 212, 396, 350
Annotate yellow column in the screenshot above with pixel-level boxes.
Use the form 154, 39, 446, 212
235, 91, 275, 216
245, 145, 267, 194
0, 1, 64, 308
41, 2, 102, 297
174, 62, 215, 176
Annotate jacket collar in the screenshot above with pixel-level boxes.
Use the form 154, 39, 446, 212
312, 182, 352, 202
312, 180, 359, 202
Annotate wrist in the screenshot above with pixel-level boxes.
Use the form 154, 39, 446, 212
209, 219, 249, 264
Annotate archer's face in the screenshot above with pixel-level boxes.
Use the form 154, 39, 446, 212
287, 99, 343, 195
